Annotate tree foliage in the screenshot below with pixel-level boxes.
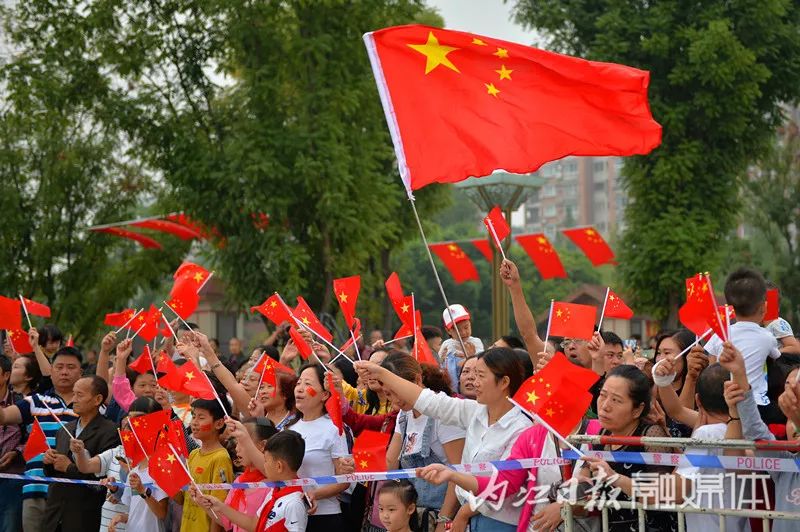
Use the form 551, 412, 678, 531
1, 0, 448, 337
511, 0, 800, 323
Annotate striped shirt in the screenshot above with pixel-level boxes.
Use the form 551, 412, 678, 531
16, 391, 78, 500
96, 444, 128, 532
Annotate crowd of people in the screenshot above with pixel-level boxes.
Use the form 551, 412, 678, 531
1, 259, 799, 532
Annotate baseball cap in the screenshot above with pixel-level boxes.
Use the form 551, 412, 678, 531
442, 304, 470, 330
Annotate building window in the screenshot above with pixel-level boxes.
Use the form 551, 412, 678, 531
593, 160, 607, 173
542, 184, 557, 198
543, 205, 557, 217
564, 161, 578, 175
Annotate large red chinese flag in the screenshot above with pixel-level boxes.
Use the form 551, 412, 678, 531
429, 243, 479, 284
679, 274, 725, 340
23, 418, 50, 461
765, 288, 780, 322
158, 360, 216, 400
364, 25, 661, 195
515, 234, 567, 280
92, 227, 163, 249
21, 297, 51, 318
562, 227, 615, 266
129, 409, 173, 455
104, 309, 136, 328
353, 430, 391, 472
548, 302, 596, 340
333, 276, 361, 328
130, 219, 203, 240
0, 296, 21, 330
604, 289, 634, 320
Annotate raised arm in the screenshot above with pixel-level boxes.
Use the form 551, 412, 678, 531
28, 328, 51, 377
95, 331, 117, 383
193, 331, 251, 414
654, 357, 699, 427
111, 339, 137, 410
500, 259, 545, 365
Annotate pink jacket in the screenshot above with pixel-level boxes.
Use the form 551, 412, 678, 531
475, 424, 549, 532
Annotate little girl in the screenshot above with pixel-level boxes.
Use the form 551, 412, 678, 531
378, 480, 418, 532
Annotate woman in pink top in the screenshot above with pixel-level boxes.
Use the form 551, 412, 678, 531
111, 339, 157, 411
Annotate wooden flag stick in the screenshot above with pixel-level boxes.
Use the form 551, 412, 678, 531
39, 396, 76, 439
543, 300, 555, 349
596, 287, 610, 331
115, 309, 143, 334
197, 271, 214, 294
162, 301, 193, 332
382, 334, 413, 347
486, 219, 508, 261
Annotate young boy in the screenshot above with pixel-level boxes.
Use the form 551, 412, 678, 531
180, 398, 233, 532
438, 304, 484, 389
720, 343, 800, 532
194, 430, 308, 532
704, 267, 781, 410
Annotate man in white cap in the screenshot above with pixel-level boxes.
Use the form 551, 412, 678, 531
438, 305, 485, 392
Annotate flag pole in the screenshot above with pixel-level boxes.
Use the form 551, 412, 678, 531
381, 334, 414, 347
197, 271, 214, 294
704, 274, 727, 343
348, 327, 362, 361
596, 287, 610, 331
162, 314, 177, 338
18, 296, 32, 329
409, 199, 469, 357
486, 219, 508, 261
115, 309, 143, 334
411, 293, 417, 361
292, 317, 352, 368
126, 424, 149, 458
651, 328, 712, 378
166, 443, 219, 519
39, 396, 76, 439
130, 322, 148, 341
507, 397, 584, 456
543, 300, 555, 348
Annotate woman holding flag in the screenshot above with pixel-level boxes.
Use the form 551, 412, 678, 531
355, 348, 530, 531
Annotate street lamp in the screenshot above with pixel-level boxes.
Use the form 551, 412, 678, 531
455, 172, 544, 341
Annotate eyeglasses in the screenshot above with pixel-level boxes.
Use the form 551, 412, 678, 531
560, 339, 587, 349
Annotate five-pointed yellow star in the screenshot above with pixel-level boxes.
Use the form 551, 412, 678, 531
527, 391, 539, 404
545, 408, 555, 417
401, 303, 410, 313
338, 292, 348, 303
537, 236, 547, 244
269, 300, 277, 308
493, 47, 509, 58
166, 453, 176, 464
585, 229, 596, 236
485, 83, 500, 97
185, 371, 195, 380
408, 32, 461, 75
360, 460, 368, 468
556, 309, 563, 318
472, 38, 487, 46
193, 273, 204, 283
495, 65, 513, 80
302, 317, 311, 326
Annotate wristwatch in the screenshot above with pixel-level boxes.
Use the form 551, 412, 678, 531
139, 488, 152, 499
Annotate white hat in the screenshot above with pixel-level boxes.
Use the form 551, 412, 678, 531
442, 304, 470, 329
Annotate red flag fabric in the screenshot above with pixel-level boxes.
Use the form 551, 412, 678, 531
548, 302, 596, 341
562, 227, 615, 266
155, 351, 177, 375
135, 305, 162, 343
149, 443, 191, 497
0, 296, 21, 331
333, 276, 361, 328
471, 239, 493, 262
294, 297, 333, 343
92, 227, 163, 249
364, 25, 661, 194
483, 206, 511, 249
339, 318, 362, 353
166, 281, 199, 320
21, 297, 51, 318
515, 234, 567, 280
765, 288, 780, 322
395, 310, 423, 340
129, 346, 155, 375
130, 219, 203, 240
288, 327, 312, 360
385, 272, 405, 308
429, 243, 480, 284
119, 429, 146, 468
65, 335, 74, 347
155, 419, 190, 459
104, 309, 137, 328
254, 356, 295, 380
413, 327, 437, 365
604, 289, 634, 320
23, 418, 50, 461
129, 409, 173, 455
325, 373, 344, 436
7, 329, 33, 354
512, 351, 599, 437
679, 274, 725, 340
157, 359, 216, 400
173, 262, 210, 283
352, 429, 391, 472
251, 294, 293, 326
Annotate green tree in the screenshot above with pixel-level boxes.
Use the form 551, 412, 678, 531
511, 0, 800, 324
2, 0, 448, 340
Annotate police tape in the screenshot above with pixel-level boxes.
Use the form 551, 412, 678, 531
1, 450, 796, 490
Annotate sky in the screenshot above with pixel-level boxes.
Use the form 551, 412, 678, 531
426, 0, 539, 46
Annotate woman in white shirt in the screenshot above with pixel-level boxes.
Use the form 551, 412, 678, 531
288, 363, 350, 531
356, 347, 531, 532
